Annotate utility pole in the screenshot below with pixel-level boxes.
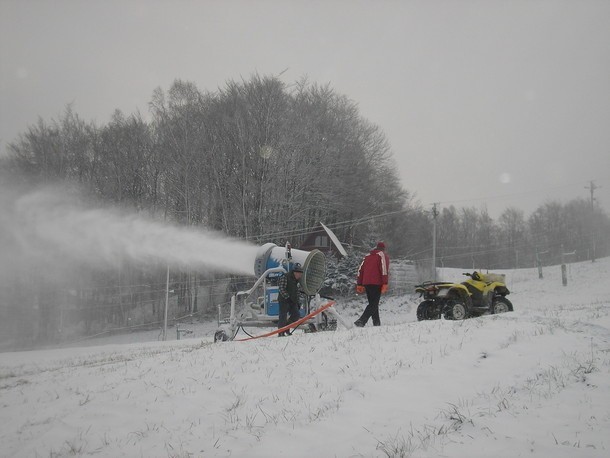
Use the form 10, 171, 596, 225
432, 203, 439, 281
535, 247, 548, 279
585, 180, 599, 205
163, 265, 169, 341
561, 244, 567, 286
585, 180, 600, 262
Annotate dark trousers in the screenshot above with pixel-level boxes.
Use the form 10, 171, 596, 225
358, 285, 382, 326
278, 299, 300, 333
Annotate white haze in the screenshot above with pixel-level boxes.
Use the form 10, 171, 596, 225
0, 184, 259, 276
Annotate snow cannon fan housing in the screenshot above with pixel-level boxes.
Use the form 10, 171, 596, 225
254, 243, 326, 295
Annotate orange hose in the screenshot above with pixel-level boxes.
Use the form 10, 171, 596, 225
235, 300, 336, 341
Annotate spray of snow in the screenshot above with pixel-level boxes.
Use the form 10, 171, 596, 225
1, 184, 258, 276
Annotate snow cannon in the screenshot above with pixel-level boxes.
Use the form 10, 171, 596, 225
215, 228, 351, 341
253, 242, 326, 295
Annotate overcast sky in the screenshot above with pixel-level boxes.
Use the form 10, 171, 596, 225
2, 0, 609, 217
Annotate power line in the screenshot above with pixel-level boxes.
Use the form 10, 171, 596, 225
427, 178, 607, 209
248, 206, 411, 242
248, 179, 608, 244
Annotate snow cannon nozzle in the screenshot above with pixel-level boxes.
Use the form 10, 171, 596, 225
254, 243, 326, 295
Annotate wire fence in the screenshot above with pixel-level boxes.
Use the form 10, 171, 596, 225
1, 227, 607, 351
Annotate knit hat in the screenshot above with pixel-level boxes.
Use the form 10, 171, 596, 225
376, 241, 386, 250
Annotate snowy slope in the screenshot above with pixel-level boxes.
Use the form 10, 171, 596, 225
1, 258, 609, 457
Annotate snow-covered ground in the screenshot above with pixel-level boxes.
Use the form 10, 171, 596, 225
1, 258, 609, 457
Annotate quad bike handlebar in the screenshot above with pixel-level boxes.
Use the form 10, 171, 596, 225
463, 271, 482, 281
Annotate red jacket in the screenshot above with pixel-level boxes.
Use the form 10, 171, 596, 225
357, 249, 389, 286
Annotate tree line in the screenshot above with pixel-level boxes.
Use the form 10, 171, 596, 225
431, 201, 608, 270
1, 73, 608, 348
4, 75, 408, 242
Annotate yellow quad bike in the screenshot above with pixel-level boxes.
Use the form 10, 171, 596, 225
415, 271, 513, 321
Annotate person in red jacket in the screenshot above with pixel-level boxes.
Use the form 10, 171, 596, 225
354, 241, 390, 327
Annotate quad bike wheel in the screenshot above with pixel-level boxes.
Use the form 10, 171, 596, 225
417, 301, 439, 321
444, 300, 468, 320
491, 297, 513, 314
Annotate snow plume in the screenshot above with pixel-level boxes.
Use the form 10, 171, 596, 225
1, 183, 258, 276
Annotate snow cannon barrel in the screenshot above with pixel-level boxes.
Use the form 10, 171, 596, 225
253, 243, 326, 295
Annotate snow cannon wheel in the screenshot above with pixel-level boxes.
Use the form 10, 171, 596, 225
214, 330, 230, 342
320, 311, 337, 331
305, 323, 318, 333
